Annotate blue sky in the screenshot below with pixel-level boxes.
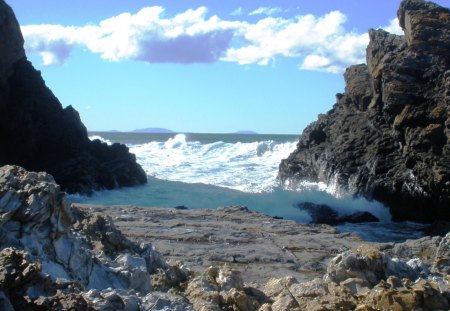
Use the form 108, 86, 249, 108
9, 0, 450, 134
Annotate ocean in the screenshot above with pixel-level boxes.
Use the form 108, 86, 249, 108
68, 132, 426, 242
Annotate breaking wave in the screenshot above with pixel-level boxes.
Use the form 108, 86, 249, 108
129, 133, 297, 193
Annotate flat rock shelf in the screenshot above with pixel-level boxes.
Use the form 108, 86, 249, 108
74, 204, 363, 287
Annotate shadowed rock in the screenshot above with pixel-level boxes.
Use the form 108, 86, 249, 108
295, 202, 380, 225
279, 0, 450, 222
0, 0, 146, 194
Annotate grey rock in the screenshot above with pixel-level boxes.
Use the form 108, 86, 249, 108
0, 165, 188, 310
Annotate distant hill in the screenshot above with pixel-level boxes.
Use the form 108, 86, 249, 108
132, 127, 174, 133
234, 130, 258, 134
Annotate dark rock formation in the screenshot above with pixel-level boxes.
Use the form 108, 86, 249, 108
296, 202, 379, 225
279, 0, 450, 222
0, 1, 146, 194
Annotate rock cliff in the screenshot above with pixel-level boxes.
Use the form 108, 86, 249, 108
0, 1, 146, 194
279, 0, 450, 222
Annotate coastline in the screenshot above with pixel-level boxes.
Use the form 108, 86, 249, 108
73, 203, 441, 288
73, 204, 363, 287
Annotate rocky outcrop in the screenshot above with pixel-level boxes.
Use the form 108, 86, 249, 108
1, 165, 449, 310
181, 241, 450, 311
0, 165, 187, 310
0, 1, 146, 194
278, 0, 450, 222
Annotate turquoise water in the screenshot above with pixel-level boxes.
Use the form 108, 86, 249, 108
68, 132, 426, 242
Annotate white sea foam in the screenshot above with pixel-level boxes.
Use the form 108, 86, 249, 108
82, 133, 392, 225
130, 133, 297, 193
89, 135, 112, 145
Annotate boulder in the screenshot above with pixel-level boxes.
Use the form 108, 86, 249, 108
267, 245, 450, 311
0, 0, 146, 195
185, 266, 266, 311
295, 202, 379, 225
278, 0, 450, 222
0, 165, 188, 310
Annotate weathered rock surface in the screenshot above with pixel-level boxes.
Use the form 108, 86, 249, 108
0, 165, 187, 310
278, 0, 450, 222
77, 204, 450, 310
1, 165, 450, 310
77, 204, 363, 286
0, 0, 146, 194
263, 245, 450, 311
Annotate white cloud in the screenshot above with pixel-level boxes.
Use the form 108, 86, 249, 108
21, 6, 402, 74
223, 11, 369, 73
230, 7, 243, 16
22, 7, 241, 65
248, 7, 283, 17
382, 18, 404, 35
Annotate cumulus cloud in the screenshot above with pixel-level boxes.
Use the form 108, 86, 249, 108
22, 7, 241, 65
223, 11, 369, 73
248, 7, 283, 17
382, 18, 404, 35
21, 5, 403, 74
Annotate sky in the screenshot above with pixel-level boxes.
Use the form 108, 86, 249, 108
8, 0, 450, 134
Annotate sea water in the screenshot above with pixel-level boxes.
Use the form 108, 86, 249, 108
69, 132, 426, 242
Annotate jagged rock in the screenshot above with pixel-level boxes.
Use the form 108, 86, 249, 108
359, 279, 449, 311
0, 165, 188, 310
433, 232, 450, 274
278, 0, 450, 222
185, 266, 265, 311
383, 234, 442, 267
0, 0, 146, 195
266, 245, 450, 311
324, 246, 430, 286
288, 278, 358, 310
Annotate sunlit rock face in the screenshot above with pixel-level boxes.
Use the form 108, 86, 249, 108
279, 0, 450, 222
0, 165, 189, 310
0, 0, 146, 195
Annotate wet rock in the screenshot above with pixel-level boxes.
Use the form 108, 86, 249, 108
0, 1, 146, 194
278, 0, 450, 222
295, 202, 379, 225
295, 202, 339, 225
339, 212, 380, 224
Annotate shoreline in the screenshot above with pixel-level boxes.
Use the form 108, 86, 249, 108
73, 204, 370, 287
